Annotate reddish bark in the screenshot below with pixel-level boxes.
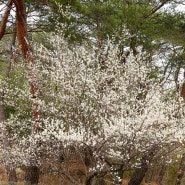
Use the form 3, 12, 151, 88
0, 0, 13, 40
0, 0, 41, 143
12, 0, 29, 58
12, 0, 41, 129
1, 1, 41, 184
12, 1, 41, 184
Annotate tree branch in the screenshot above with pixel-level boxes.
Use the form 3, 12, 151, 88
144, 0, 171, 18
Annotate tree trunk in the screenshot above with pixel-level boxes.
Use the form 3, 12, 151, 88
0, 0, 13, 39
7, 167, 18, 185
127, 165, 148, 185
86, 170, 107, 185
12, 0, 41, 184
0, 0, 41, 184
86, 175, 105, 185
0, 92, 5, 122
24, 166, 40, 185
128, 149, 155, 185
180, 71, 185, 98
157, 164, 167, 185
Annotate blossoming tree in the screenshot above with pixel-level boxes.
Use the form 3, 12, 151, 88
1, 30, 185, 185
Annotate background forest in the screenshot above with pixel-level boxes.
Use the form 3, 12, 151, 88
1, 0, 185, 185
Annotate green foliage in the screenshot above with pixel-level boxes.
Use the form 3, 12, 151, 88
4, 106, 16, 119
3, 63, 32, 120
167, 161, 184, 185
158, 13, 185, 46
46, 0, 185, 58
170, 52, 185, 68
6, 118, 32, 137
32, 32, 52, 49
0, 62, 6, 84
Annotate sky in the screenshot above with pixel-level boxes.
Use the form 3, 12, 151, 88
176, 5, 185, 12
164, 2, 185, 13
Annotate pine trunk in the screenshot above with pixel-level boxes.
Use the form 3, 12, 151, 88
12, 0, 41, 184
0, 0, 12, 39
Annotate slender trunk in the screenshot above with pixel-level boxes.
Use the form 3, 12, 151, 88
158, 164, 167, 185
174, 66, 181, 92
128, 150, 155, 185
127, 164, 148, 185
0, 0, 13, 39
0, 92, 5, 122
130, 36, 138, 56
83, 147, 93, 167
